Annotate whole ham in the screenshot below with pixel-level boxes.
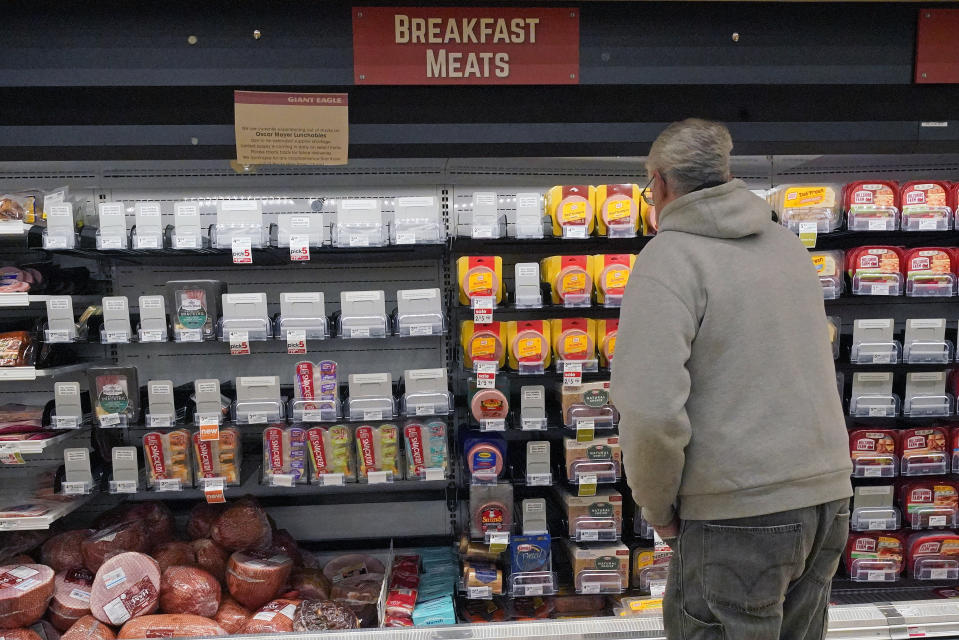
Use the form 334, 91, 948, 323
89, 552, 160, 627
269, 530, 301, 567
1, 629, 43, 640
42, 531, 94, 573
189, 540, 227, 584
210, 499, 272, 552
0, 564, 55, 629
81, 522, 150, 573
48, 569, 94, 631
226, 551, 292, 609
212, 597, 250, 634
93, 503, 174, 548
185, 504, 225, 541
240, 599, 300, 634
151, 543, 195, 575
158, 567, 220, 618
60, 616, 115, 640
116, 614, 227, 639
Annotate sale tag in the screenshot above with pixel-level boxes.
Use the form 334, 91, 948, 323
576, 419, 595, 442
578, 474, 598, 497
286, 329, 307, 355
289, 235, 310, 261
798, 221, 818, 248
563, 362, 583, 388
232, 237, 253, 263
476, 361, 497, 389
199, 422, 220, 442
472, 296, 494, 324
487, 532, 509, 553
229, 330, 251, 355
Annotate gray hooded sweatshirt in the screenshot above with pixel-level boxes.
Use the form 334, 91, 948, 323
610, 179, 852, 527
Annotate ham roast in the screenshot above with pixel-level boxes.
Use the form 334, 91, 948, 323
89, 552, 160, 626
116, 614, 227, 639
48, 569, 94, 631
0, 564, 55, 629
60, 616, 114, 640
225, 551, 291, 609
81, 523, 150, 573
158, 567, 220, 617
212, 597, 249, 634
151, 543, 195, 575
189, 540, 227, 584
41, 532, 94, 573
210, 499, 272, 552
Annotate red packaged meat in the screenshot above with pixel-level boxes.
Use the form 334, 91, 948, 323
844, 532, 904, 581
904, 247, 956, 297
116, 614, 227, 639
60, 616, 115, 640
900, 427, 949, 476
158, 566, 220, 618
385, 614, 414, 627
0, 564, 55, 629
289, 568, 330, 600
185, 503, 226, 541
906, 532, 959, 579
293, 600, 358, 631
846, 246, 904, 296
329, 574, 384, 605
240, 598, 299, 634
900, 480, 959, 529
48, 569, 95, 631
210, 498, 272, 552
225, 551, 292, 610
901, 181, 954, 231
848, 429, 898, 478
93, 503, 174, 548
213, 597, 250, 634
322, 554, 385, 584
843, 180, 899, 231
81, 522, 151, 573
0, 332, 33, 368
89, 552, 160, 626
4, 630, 42, 640
41, 531, 94, 573
385, 588, 417, 617
151, 543, 196, 575
189, 540, 227, 584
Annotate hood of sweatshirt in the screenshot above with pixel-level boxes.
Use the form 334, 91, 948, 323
656, 179, 772, 239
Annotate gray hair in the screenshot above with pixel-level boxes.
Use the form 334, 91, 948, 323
646, 119, 733, 196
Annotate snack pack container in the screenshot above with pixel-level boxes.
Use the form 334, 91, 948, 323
900, 480, 959, 529
354, 423, 401, 481
165, 280, 228, 342
290, 360, 340, 422
900, 427, 949, 476
845, 532, 904, 582
306, 424, 356, 483
901, 181, 954, 231
403, 420, 449, 480
192, 427, 241, 486
772, 184, 842, 233
904, 247, 955, 297
906, 532, 959, 580
262, 425, 308, 485
843, 181, 900, 231
846, 246, 904, 296
848, 429, 898, 478
810, 251, 844, 299
143, 429, 193, 490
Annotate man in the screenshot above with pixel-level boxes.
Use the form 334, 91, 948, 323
610, 119, 852, 640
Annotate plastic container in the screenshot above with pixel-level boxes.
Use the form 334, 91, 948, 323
849, 429, 898, 478
469, 483, 514, 540
900, 427, 949, 476
901, 480, 959, 529
143, 429, 193, 490
87, 366, 140, 427
846, 246, 904, 296
262, 426, 308, 486
192, 427, 241, 486
306, 425, 356, 483
844, 532, 904, 582
403, 420, 449, 480
354, 423, 401, 482
811, 251, 844, 299
901, 181, 954, 231
843, 181, 899, 231
907, 532, 959, 580
564, 436, 621, 484
772, 184, 842, 234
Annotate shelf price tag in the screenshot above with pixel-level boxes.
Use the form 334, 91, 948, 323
62, 481, 89, 496
270, 474, 296, 488
156, 478, 181, 492
867, 219, 887, 231
232, 237, 253, 264
54, 416, 80, 429
487, 532, 509, 553
139, 330, 165, 342
930, 568, 949, 580
45, 330, 71, 343
423, 468, 445, 481
475, 361, 497, 389
577, 474, 598, 497
348, 232, 370, 247
177, 328, 203, 342
467, 586, 492, 599
576, 418, 595, 442
99, 414, 121, 428
149, 414, 173, 428
395, 232, 416, 245
526, 473, 551, 487
866, 570, 886, 582
563, 225, 588, 239
318, 473, 345, 486
367, 470, 393, 484
521, 584, 544, 596
798, 222, 818, 248
0, 446, 25, 465
472, 296, 494, 324
579, 529, 600, 542
0, 293, 28, 307
286, 329, 307, 355
471, 224, 494, 240
289, 235, 310, 262
868, 519, 885, 530
229, 330, 251, 355
649, 581, 667, 598
480, 419, 505, 432
110, 480, 138, 494
563, 361, 583, 388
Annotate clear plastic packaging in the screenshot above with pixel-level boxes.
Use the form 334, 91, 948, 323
567, 541, 629, 595
849, 429, 898, 478
849, 372, 899, 417
563, 489, 623, 541
844, 181, 900, 231
95, 202, 129, 249
904, 318, 952, 364
851, 318, 899, 364
218, 292, 273, 341
467, 191, 504, 239
401, 368, 452, 417
902, 481, 959, 529
43, 202, 78, 249
193, 427, 241, 486
276, 212, 325, 248
132, 202, 165, 249
44, 296, 79, 343
908, 533, 959, 579
900, 428, 950, 476
346, 372, 395, 422
847, 246, 904, 296
901, 182, 954, 231
87, 366, 140, 427
772, 184, 842, 234
851, 507, 901, 532
395, 288, 445, 337
811, 251, 844, 299
262, 426, 308, 486
307, 424, 356, 484
172, 202, 205, 249
845, 532, 904, 582
392, 196, 444, 244
469, 483, 513, 540
334, 199, 387, 247
143, 429, 193, 490
212, 200, 267, 248
166, 280, 228, 342
338, 290, 389, 338
354, 423, 401, 482
403, 420, 449, 480
903, 372, 952, 418
276, 292, 328, 341
905, 248, 956, 297
290, 360, 340, 422
232, 375, 284, 424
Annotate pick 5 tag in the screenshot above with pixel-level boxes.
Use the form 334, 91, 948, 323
229, 330, 250, 355
286, 329, 307, 355
289, 235, 310, 261
232, 237, 253, 263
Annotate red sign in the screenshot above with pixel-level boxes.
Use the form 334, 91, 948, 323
915, 9, 959, 83
353, 7, 579, 85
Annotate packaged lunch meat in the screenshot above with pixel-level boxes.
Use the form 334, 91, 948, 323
0, 332, 33, 368
456, 256, 503, 306
900, 427, 949, 476
547, 186, 596, 237
900, 480, 959, 529
595, 184, 641, 237
562, 488, 623, 540
901, 181, 954, 231
143, 430, 193, 489
354, 424, 400, 480
262, 426, 308, 485
551, 318, 596, 364
463, 561, 503, 595
0, 194, 30, 222
464, 437, 507, 482
403, 420, 449, 479
597, 319, 618, 367
904, 247, 956, 297
468, 377, 510, 424
846, 246, 904, 296
810, 251, 844, 299
565, 541, 629, 594
192, 427, 240, 485
593, 254, 635, 306
565, 436, 621, 483
460, 321, 507, 370
506, 321, 550, 372
293, 360, 339, 419
848, 429, 898, 477
843, 181, 900, 231
164, 280, 227, 341
906, 532, 959, 579
561, 380, 618, 428
541, 256, 595, 305
469, 483, 513, 539
306, 425, 356, 481
844, 532, 905, 580
772, 184, 842, 233
87, 366, 139, 427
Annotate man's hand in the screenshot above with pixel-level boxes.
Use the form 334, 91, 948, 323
654, 517, 681, 542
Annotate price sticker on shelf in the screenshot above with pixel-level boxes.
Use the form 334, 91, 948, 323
471, 224, 494, 240
54, 416, 79, 429
576, 418, 595, 442
870, 352, 891, 365
362, 410, 384, 421
348, 233, 370, 247
868, 519, 886, 530
139, 330, 165, 343
45, 330, 71, 343
110, 480, 138, 494
157, 478, 181, 492
472, 296, 494, 324
246, 413, 266, 425
395, 232, 416, 245
270, 474, 296, 488
522, 584, 544, 597
649, 581, 667, 598
563, 225, 588, 239
930, 569, 950, 580
149, 414, 172, 428
414, 405, 435, 416
869, 284, 890, 296
0, 448, 25, 465
318, 473, 345, 487
867, 219, 887, 231
475, 361, 497, 389
409, 324, 433, 336
174, 235, 198, 249
487, 532, 509, 553
480, 419, 505, 432
467, 586, 492, 599
579, 529, 600, 542
563, 362, 583, 388
136, 235, 160, 249
104, 330, 130, 344
577, 474, 598, 497
867, 406, 888, 417
100, 235, 123, 249
527, 473, 551, 487
229, 330, 251, 355
580, 582, 601, 595
367, 471, 392, 485
232, 237, 253, 264
99, 413, 121, 427
289, 235, 310, 262
350, 327, 371, 338
919, 219, 939, 231
62, 481, 89, 496
423, 468, 445, 481
798, 222, 818, 248
177, 328, 203, 342
286, 330, 307, 355
866, 570, 886, 582
45, 235, 68, 249
929, 515, 948, 527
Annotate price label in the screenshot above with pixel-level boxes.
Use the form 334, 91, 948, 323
862, 467, 881, 478
156, 478, 181, 492
246, 413, 266, 425
866, 570, 887, 582
650, 581, 667, 598
348, 233, 370, 247
563, 362, 584, 388
919, 218, 939, 231
270, 474, 296, 487
579, 529, 600, 542
476, 361, 497, 389
487, 532, 509, 553
527, 473, 551, 486
423, 468, 445, 481
136, 235, 159, 249
177, 328, 203, 342
798, 221, 818, 248
580, 583, 601, 594
174, 235, 198, 249
868, 219, 887, 231
578, 474, 598, 497
110, 480, 137, 494
350, 327, 371, 338
871, 352, 891, 364
467, 586, 492, 599
367, 471, 392, 484
471, 224, 494, 239
289, 235, 310, 261
576, 419, 595, 442
0, 450, 25, 465
318, 473, 345, 486
362, 410, 384, 421
563, 225, 588, 239
472, 296, 494, 324
45, 235, 68, 249
302, 410, 324, 422
930, 569, 950, 580
409, 324, 433, 336
45, 329, 71, 343
62, 481, 88, 496
867, 406, 888, 417
522, 585, 544, 596
480, 419, 505, 432
869, 284, 891, 296
521, 418, 544, 430
868, 519, 886, 530
232, 237, 253, 264
930, 515, 948, 527
139, 330, 165, 342
100, 235, 123, 249
103, 330, 129, 344
229, 330, 251, 355
199, 423, 220, 442
414, 405, 434, 416
149, 414, 172, 428
286, 330, 307, 355
54, 416, 79, 429
395, 232, 416, 245
99, 413, 121, 427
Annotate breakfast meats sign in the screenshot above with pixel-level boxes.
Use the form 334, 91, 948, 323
352, 7, 579, 85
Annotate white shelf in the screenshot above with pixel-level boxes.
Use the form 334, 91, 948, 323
0, 362, 98, 381
0, 429, 89, 456
0, 496, 92, 531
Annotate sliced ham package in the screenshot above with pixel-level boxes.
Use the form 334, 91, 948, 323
213, 597, 250, 634
116, 614, 227, 639
240, 598, 300, 634
225, 551, 292, 610
89, 552, 160, 627
81, 522, 151, 573
41, 531, 94, 574
158, 566, 220, 618
0, 564, 55, 629
210, 499, 272, 553
48, 569, 94, 631
60, 615, 115, 640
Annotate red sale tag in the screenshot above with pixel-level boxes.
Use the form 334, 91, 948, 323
562, 362, 583, 388
475, 362, 497, 389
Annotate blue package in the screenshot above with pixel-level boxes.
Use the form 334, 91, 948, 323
510, 533, 551, 573
412, 595, 457, 626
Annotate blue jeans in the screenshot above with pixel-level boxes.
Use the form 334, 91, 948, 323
664, 499, 849, 640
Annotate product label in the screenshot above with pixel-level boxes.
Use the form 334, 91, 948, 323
561, 271, 587, 295
103, 567, 128, 590
583, 388, 610, 407
467, 270, 494, 297
784, 186, 834, 208
604, 198, 633, 222
563, 333, 588, 355
232, 237, 253, 264
471, 335, 498, 358
604, 266, 630, 293
289, 235, 310, 261
560, 200, 588, 223
517, 336, 543, 359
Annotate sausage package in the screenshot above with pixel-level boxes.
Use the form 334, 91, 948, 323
565, 541, 629, 594
262, 426, 308, 485
595, 184, 641, 237
143, 429, 193, 489
541, 256, 595, 306
848, 429, 898, 477
507, 320, 551, 372
772, 184, 842, 233
901, 181, 954, 231
844, 532, 905, 580
551, 318, 596, 364
592, 254, 635, 306
900, 480, 959, 529
904, 248, 955, 297
846, 246, 904, 296
547, 186, 596, 237
403, 420, 449, 480
355, 424, 401, 480
88, 366, 140, 427
561, 380, 618, 428
0, 331, 33, 367
192, 427, 241, 485
906, 532, 959, 579
456, 256, 503, 306
562, 488, 623, 541
900, 427, 949, 476
810, 250, 844, 299
564, 436, 621, 484
460, 321, 507, 370
306, 425, 356, 482
843, 181, 900, 231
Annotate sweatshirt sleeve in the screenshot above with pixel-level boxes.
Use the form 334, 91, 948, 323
610, 275, 697, 527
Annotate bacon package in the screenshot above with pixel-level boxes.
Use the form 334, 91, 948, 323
460, 321, 506, 370
906, 532, 959, 579
0, 332, 33, 368
192, 427, 240, 485
900, 480, 959, 529
306, 425, 355, 481
843, 181, 899, 231
403, 420, 449, 479
593, 254, 635, 306
551, 318, 596, 364
142, 430, 193, 489
900, 427, 949, 476
456, 256, 503, 306
844, 532, 905, 580
547, 186, 596, 237
541, 256, 595, 305
904, 247, 956, 297
506, 321, 550, 372
901, 181, 954, 231
772, 184, 842, 233
810, 250, 844, 299
262, 426, 307, 485
595, 184, 641, 237
354, 424, 400, 480
846, 246, 904, 296
848, 429, 898, 477
87, 366, 139, 427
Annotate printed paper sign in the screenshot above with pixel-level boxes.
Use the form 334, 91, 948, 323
235, 91, 348, 166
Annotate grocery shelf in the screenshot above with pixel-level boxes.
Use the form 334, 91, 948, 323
827, 295, 959, 306
0, 293, 102, 308
451, 235, 651, 255
0, 361, 100, 381
811, 229, 959, 251
0, 495, 93, 531
0, 429, 89, 455
452, 304, 621, 320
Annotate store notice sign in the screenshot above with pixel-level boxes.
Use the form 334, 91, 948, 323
234, 91, 348, 165
352, 7, 579, 85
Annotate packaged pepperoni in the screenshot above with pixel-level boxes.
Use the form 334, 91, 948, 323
900, 427, 949, 476
592, 254, 636, 307
456, 257, 503, 306
461, 321, 507, 370
506, 321, 550, 372
546, 186, 596, 237
595, 185, 641, 237
845, 532, 905, 581
843, 180, 900, 231
906, 531, 959, 579
848, 429, 898, 478
846, 246, 904, 296
901, 181, 954, 231
904, 247, 956, 297
900, 480, 959, 529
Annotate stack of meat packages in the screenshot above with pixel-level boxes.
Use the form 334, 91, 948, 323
384, 555, 420, 627
0, 496, 382, 640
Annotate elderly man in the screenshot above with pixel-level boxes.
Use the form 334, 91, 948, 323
610, 119, 852, 639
